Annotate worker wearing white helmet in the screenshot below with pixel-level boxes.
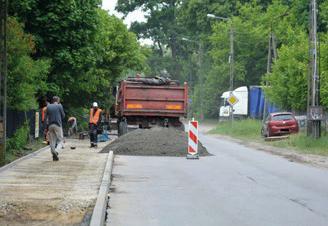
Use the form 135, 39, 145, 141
89, 102, 102, 148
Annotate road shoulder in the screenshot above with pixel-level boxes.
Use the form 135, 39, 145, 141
208, 133, 328, 169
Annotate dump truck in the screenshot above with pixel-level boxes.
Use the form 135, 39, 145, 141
111, 77, 188, 136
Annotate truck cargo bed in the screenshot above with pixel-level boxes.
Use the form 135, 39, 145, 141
116, 80, 188, 118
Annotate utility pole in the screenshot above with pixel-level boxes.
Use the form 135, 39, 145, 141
0, 0, 7, 165
307, 0, 322, 138
198, 42, 204, 121
262, 32, 277, 122
229, 26, 234, 122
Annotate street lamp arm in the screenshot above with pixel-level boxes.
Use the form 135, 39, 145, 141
181, 37, 198, 44
207, 14, 229, 21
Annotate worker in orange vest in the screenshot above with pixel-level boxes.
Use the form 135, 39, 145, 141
41, 102, 49, 144
89, 102, 102, 148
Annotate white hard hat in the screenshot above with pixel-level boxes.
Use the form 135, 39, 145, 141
92, 102, 98, 107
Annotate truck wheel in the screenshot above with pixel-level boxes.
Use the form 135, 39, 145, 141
118, 121, 122, 136
122, 121, 128, 134
119, 121, 128, 136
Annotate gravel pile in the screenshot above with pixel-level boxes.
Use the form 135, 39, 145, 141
102, 127, 210, 157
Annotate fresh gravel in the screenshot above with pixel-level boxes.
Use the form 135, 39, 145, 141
102, 127, 210, 157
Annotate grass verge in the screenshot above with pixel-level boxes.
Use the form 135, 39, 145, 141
4, 139, 47, 165
210, 119, 262, 141
210, 119, 328, 156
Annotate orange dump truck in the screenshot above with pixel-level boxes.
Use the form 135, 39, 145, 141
112, 77, 188, 135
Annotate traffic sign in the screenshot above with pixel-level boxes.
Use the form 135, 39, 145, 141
227, 94, 239, 106
187, 119, 199, 160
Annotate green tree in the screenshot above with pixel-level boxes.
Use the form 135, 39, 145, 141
117, 0, 188, 80
9, 0, 102, 103
9, 1, 147, 109
7, 17, 49, 111
84, 9, 147, 107
264, 31, 308, 111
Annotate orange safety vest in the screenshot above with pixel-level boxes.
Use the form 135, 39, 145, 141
41, 107, 47, 122
89, 108, 102, 125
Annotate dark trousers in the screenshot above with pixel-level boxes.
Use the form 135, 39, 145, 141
89, 124, 98, 144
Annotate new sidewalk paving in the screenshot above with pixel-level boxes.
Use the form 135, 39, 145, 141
0, 139, 109, 226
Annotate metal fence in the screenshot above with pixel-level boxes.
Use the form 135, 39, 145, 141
295, 113, 328, 134
6, 109, 39, 138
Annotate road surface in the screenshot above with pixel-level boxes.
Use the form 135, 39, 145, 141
108, 132, 328, 226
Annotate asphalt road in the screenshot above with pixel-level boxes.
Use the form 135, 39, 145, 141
108, 132, 328, 226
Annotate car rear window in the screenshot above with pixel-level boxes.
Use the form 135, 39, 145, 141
272, 114, 294, 121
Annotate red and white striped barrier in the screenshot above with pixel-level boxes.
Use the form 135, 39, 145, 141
187, 119, 199, 159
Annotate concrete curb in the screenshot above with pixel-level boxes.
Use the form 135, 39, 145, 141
0, 145, 50, 173
90, 150, 114, 226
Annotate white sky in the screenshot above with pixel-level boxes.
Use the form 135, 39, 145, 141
102, 0, 152, 45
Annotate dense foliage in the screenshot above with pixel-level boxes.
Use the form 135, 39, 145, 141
8, 0, 147, 110
6, 0, 328, 118
7, 17, 49, 111
117, 0, 328, 118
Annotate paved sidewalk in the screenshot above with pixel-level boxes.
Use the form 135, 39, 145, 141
0, 139, 109, 226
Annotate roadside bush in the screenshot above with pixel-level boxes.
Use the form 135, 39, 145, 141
6, 122, 30, 151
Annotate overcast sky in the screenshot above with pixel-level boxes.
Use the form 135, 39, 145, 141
102, 0, 147, 26
102, 0, 152, 45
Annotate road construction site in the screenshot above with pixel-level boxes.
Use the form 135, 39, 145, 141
0, 125, 205, 225
0, 139, 109, 226
108, 128, 328, 226
1, 125, 328, 226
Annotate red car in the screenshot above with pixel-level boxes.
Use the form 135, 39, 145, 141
261, 112, 299, 137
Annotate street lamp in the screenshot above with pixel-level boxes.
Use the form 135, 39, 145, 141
181, 37, 204, 120
207, 14, 229, 21
207, 13, 234, 122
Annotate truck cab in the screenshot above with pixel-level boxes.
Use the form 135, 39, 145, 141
219, 86, 248, 119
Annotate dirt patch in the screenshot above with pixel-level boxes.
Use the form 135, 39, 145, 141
0, 201, 93, 226
102, 127, 210, 157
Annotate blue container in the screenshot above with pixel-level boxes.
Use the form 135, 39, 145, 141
249, 86, 262, 118
98, 131, 110, 142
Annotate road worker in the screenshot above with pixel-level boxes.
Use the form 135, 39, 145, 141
89, 102, 102, 148
68, 116, 77, 137
45, 96, 65, 161
41, 100, 49, 144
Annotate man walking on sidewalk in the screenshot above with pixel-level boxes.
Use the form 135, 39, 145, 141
46, 96, 65, 161
89, 102, 102, 148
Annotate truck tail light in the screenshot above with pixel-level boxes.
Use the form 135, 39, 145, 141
166, 105, 182, 110
127, 104, 143, 109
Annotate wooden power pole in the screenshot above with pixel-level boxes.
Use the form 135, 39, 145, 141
0, 0, 7, 165
229, 27, 234, 122
262, 31, 277, 122
307, 0, 322, 139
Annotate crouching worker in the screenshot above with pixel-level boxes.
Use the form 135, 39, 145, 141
89, 102, 102, 148
68, 116, 77, 137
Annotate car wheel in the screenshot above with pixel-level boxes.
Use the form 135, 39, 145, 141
266, 128, 271, 137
